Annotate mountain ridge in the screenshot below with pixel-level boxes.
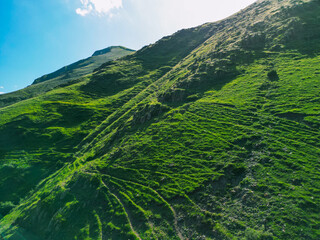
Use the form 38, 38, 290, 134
0, 46, 134, 109
32, 46, 135, 85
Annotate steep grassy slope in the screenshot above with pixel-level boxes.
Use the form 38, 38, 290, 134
0, 22, 214, 226
0, 46, 134, 108
0, 0, 319, 239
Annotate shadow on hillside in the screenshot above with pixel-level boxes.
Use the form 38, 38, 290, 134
281, 0, 320, 55
158, 66, 240, 108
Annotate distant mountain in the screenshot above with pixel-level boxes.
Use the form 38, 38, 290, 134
0, 0, 319, 239
0, 46, 134, 108
32, 46, 135, 85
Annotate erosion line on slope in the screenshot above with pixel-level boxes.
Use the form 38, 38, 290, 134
100, 180, 142, 240
100, 173, 184, 240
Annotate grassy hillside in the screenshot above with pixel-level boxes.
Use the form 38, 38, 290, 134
0, 23, 213, 228
0, 46, 135, 108
0, 0, 319, 239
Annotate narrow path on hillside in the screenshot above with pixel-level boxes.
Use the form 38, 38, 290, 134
101, 173, 184, 240
101, 180, 142, 240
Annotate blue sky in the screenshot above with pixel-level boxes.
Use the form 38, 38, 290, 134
0, 0, 256, 94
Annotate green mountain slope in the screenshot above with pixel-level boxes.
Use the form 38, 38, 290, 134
0, 46, 135, 108
0, 0, 320, 239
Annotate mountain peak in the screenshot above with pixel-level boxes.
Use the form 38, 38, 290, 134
92, 46, 135, 57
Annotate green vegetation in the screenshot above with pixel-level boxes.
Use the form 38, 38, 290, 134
0, 0, 319, 239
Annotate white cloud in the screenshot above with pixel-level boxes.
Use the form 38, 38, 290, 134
76, 4, 93, 16
0, 92, 5, 95
0, 86, 3, 89
76, 0, 122, 16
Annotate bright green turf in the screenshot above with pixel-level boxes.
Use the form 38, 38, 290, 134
0, 0, 319, 239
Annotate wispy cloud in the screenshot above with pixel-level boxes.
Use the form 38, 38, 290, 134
76, 0, 122, 17
0, 86, 5, 94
